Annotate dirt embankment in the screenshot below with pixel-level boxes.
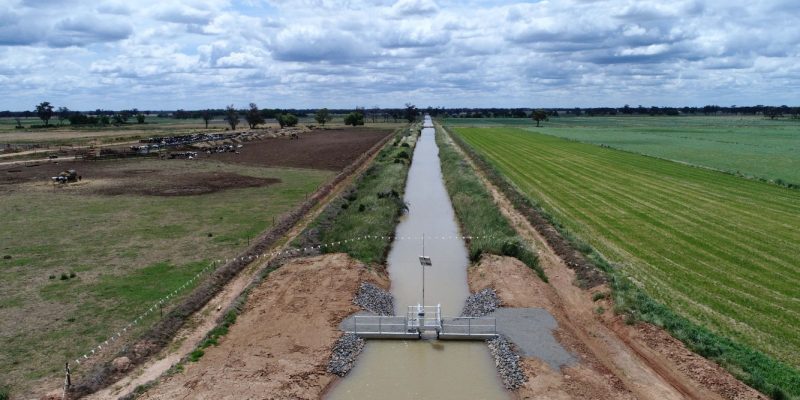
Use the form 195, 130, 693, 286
139, 254, 387, 400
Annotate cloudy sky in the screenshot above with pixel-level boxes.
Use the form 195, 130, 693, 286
0, 0, 798, 110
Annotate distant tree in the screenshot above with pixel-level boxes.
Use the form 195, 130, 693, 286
202, 109, 213, 129
531, 110, 548, 127
344, 110, 365, 126
35, 102, 54, 126
135, 113, 146, 124
225, 104, 240, 130
57, 106, 69, 125
370, 105, 380, 123
314, 108, 332, 126
245, 103, 265, 129
764, 107, 783, 120
14, 117, 22, 128
99, 115, 110, 125
277, 113, 298, 128
404, 103, 417, 122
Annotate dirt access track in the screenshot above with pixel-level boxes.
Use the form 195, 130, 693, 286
449, 126, 766, 400
139, 254, 388, 400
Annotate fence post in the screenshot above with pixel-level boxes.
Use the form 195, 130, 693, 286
379, 316, 382, 334
468, 318, 471, 335
62, 362, 71, 400
354, 317, 358, 334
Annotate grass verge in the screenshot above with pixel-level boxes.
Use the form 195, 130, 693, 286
434, 124, 543, 280
297, 124, 418, 264
446, 124, 800, 400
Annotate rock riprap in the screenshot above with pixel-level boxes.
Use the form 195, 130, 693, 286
327, 333, 366, 376
487, 335, 527, 389
461, 287, 501, 317
353, 282, 394, 316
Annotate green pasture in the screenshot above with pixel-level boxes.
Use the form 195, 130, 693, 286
454, 127, 800, 369
0, 160, 331, 396
446, 116, 800, 185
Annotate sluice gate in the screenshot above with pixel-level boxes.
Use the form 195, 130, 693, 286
348, 305, 498, 340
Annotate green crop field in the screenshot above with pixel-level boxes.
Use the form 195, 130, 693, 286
454, 127, 800, 368
0, 160, 331, 395
446, 116, 800, 185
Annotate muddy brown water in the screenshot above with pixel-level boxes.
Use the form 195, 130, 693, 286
327, 117, 508, 399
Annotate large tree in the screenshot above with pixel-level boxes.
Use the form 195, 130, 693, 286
202, 109, 213, 129
245, 103, 265, 129
344, 110, 365, 126
225, 104, 240, 130
404, 103, 417, 122
36, 102, 54, 126
277, 113, 298, 128
531, 110, 548, 127
57, 106, 69, 125
314, 108, 332, 126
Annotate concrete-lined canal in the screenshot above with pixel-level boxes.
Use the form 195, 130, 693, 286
326, 116, 507, 399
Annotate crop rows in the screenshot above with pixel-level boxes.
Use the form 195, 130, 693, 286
456, 127, 800, 367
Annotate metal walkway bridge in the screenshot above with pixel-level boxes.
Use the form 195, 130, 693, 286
347, 305, 497, 340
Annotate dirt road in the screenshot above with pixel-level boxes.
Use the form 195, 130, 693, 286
447, 125, 765, 400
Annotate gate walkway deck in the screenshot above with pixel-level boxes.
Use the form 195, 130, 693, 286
345, 305, 498, 340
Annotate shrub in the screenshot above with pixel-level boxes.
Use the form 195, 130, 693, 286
188, 349, 204, 362
60, 273, 69, 280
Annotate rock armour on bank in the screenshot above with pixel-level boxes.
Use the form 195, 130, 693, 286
327, 333, 366, 377
353, 282, 394, 316
461, 287, 501, 317
487, 335, 527, 390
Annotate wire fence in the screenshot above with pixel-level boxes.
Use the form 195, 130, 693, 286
69, 233, 515, 366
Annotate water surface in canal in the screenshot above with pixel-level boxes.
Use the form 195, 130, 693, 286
326, 116, 507, 399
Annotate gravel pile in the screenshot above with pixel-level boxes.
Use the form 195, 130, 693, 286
327, 333, 366, 376
353, 282, 394, 315
461, 288, 501, 317
487, 335, 527, 389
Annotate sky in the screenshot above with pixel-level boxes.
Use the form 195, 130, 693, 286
0, 0, 798, 110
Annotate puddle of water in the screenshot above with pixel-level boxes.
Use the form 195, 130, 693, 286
326, 117, 508, 399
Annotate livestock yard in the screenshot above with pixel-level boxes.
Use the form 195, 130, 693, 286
0, 125, 392, 397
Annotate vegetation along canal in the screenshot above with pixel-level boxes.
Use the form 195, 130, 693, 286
326, 116, 507, 399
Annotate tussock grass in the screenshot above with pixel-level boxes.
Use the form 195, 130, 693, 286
434, 125, 543, 280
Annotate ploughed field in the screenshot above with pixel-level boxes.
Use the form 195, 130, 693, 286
0, 128, 389, 397
454, 127, 800, 367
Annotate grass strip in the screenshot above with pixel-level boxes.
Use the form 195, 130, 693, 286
446, 124, 800, 400
434, 124, 543, 280
298, 125, 418, 264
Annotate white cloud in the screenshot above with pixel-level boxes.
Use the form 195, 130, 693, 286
0, 0, 798, 109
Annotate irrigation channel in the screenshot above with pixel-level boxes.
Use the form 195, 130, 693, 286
326, 116, 508, 399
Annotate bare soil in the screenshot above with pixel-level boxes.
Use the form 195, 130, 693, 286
138, 254, 388, 400
202, 128, 392, 170
449, 125, 764, 400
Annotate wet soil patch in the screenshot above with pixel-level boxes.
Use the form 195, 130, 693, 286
97, 172, 279, 196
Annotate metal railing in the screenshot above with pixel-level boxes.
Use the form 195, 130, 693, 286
352, 315, 411, 335
440, 316, 497, 336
